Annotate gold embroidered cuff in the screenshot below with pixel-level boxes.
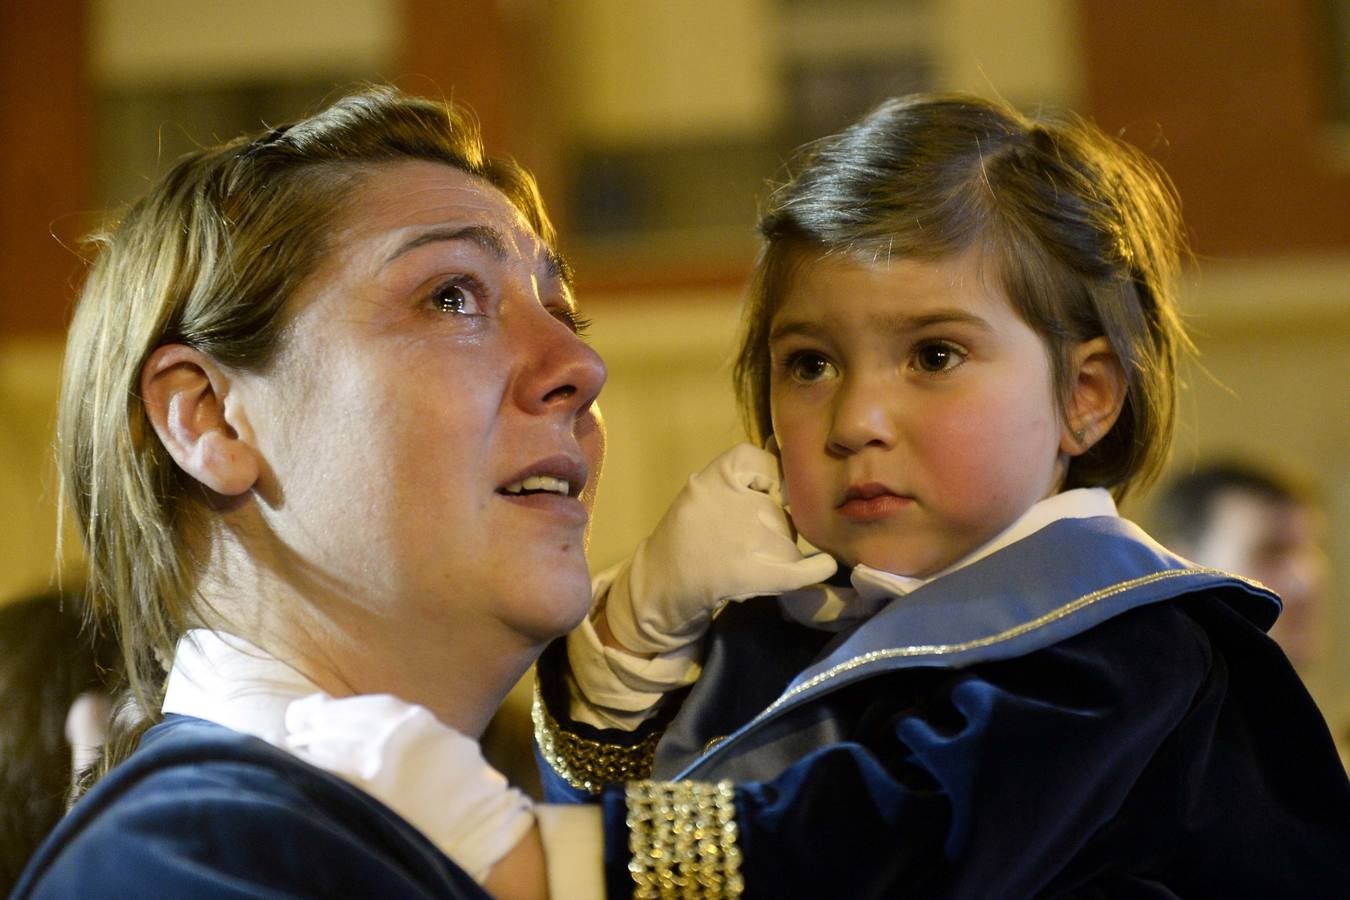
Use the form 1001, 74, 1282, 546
532, 679, 662, 793
625, 779, 744, 898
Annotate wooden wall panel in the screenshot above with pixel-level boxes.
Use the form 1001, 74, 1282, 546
0, 1, 90, 337
396, 0, 567, 226
1079, 1, 1350, 257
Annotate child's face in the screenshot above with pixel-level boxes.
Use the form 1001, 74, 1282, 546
769, 249, 1070, 578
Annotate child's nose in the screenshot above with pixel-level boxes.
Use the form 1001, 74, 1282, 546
826, 382, 896, 454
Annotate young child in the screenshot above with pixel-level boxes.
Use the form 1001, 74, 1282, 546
535, 93, 1350, 895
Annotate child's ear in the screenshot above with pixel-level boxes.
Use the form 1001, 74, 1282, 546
1060, 336, 1127, 457
140, 344, 259, 496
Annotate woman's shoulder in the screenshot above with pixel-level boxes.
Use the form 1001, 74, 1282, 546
12, 715, 487, 899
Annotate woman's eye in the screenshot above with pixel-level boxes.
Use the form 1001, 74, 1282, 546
552, 307, 593, 336
788, 352, 838, 384
430, 279, 483, 315
913, 341, 966, 373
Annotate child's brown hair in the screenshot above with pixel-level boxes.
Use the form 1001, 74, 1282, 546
734, 93, 1190, 499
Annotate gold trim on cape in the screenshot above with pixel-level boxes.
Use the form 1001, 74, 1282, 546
752, 566, 1253, 724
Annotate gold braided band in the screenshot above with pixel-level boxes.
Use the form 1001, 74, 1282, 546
532, 678, 662, 793
625, 779, 744, 898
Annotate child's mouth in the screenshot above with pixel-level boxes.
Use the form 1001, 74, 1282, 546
838, 483, 912, 520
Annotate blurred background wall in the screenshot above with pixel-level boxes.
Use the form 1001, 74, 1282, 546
2, 0, 1347, 726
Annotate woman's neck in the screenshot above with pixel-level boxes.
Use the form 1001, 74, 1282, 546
194, 528, 533, 739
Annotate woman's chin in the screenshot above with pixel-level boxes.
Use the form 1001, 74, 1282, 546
506, 572, 594, 643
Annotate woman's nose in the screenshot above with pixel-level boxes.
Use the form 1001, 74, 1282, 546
826, 379, 896, 455
518, 311, 607, 419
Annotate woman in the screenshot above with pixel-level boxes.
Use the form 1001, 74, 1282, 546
15, 87, 603, 898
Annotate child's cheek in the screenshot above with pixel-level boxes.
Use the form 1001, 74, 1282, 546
779, 462, 825, 550
777, 459, 799, 519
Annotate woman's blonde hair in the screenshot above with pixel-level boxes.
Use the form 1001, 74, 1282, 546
734, 93, 1190, 499
59, 87, 556, 767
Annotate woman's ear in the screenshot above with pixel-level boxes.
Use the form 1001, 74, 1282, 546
1060, 336, 1127, 457
140, 344, 259, 496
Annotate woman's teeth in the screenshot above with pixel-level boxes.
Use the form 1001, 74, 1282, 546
502, 475, 571, 496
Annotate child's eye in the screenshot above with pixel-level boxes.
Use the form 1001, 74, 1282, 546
787, 351, 839, 384
429, 277, 485, 315
912, 341, 967, 373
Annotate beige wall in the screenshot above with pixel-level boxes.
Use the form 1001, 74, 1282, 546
0, 340, 76, 603
583, 290, 746, 571
92, 0, 395, 85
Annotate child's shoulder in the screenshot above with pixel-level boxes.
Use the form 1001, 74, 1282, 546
820, 516, 1276, 685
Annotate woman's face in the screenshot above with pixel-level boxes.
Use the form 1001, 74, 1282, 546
243, 160, 606, 648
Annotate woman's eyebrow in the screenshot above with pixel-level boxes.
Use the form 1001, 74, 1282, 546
383, 224, 507, 266
544, 248, 574, 288
382, 225, 571, 289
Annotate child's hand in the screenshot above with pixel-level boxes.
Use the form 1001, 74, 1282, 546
600, 442, 838, 656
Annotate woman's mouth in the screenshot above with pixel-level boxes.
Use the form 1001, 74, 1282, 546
500, 474, 573, 497
498, 454, 587, 499
496, 455, 590, 525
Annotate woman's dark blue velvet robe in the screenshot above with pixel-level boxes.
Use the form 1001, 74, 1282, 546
537, 517, 1350, 898
11, 716, 487, 899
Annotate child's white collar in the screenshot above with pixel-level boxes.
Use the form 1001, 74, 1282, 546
851, 487, 1118, 602
780, 488, 1118, 628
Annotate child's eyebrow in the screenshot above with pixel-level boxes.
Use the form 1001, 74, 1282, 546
898, 309, 993, 331
768, 318, 824, 342
770, 308, 992, 341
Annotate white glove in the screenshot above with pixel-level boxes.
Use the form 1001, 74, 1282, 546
284, 693, 533, 886
602, 442, 837, 656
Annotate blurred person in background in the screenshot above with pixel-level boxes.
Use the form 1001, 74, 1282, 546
1152, 459, 1330, 670
1152, 459, 1346, 766
0, 591, 117, 894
